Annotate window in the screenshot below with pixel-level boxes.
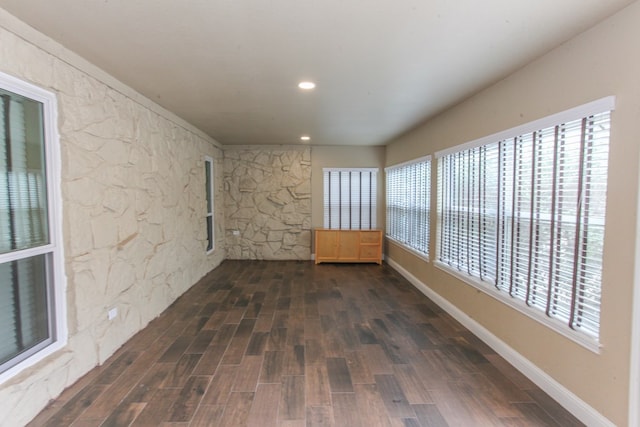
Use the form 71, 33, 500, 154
205, 156, 215, 253
386, 156, 431, 259
0, 71, 65, 379
323, 168, 377, 230
436, 97, 614, 348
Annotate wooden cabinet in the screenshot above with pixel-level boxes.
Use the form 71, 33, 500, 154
315, 229, 382, 264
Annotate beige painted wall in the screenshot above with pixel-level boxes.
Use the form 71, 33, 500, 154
310, 145, 386, 251
0, 11, 225, 426
385, 2, 640, 425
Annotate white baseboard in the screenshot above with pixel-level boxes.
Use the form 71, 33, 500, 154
386, 257, 615, 427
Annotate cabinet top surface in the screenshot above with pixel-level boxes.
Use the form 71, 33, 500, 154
315, 228, 382, 232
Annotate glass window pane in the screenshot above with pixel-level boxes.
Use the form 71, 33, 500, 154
206, 216, 213, 252
0, 254, 50, 367
205, 160, 212, 214
437, 109, 610, 340
386, 158, 430, 257
323, 169, 377, 230
205, 158, 215, 252
0, 89, 49, 254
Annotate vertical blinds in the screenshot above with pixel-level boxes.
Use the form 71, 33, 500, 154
323, 168, 377, 230
437, 106, 611, 339
385, 156, 431, 258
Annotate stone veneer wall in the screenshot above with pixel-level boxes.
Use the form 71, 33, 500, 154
0, 12, 225, 426
224, 147, 311, 260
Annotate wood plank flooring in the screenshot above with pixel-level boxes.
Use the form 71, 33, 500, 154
27, 260, 584, 427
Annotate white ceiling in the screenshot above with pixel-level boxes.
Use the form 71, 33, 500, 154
0, 0, 633, 146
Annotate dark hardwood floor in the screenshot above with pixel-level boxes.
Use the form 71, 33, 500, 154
27, 260, 583, 427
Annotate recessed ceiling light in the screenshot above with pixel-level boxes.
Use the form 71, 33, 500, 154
298, 81, 316, 90
300, 135, 311, 141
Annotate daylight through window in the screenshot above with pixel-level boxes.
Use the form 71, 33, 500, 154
205, 156, 215, 253
0, 73, 64, 377
386, 156, 431, 259
323, 168, 377, 230
436, 98, 614, 344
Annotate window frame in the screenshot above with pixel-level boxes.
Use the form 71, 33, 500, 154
323, 167, 378, 230
385, 155, 431, 261
0, 71, 67, 383
435, 96, 615, 353
205, 156, 215, 254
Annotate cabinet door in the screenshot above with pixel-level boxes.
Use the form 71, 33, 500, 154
359, 244, 380, 261
359, 230, 382, 263
316, 230, 339, 262
360, 230, 381, 244
337, 231, 360, 261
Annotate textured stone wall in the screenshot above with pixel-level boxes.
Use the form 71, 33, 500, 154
0, 16, 225, 426
224, 147, 311, 260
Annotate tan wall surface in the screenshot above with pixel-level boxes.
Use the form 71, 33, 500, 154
385, 2, 640, 425
0, 11, 225, 426
310, 145, 386, 250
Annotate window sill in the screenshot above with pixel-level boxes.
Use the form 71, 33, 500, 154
434, 261, 601, 354
0, 339, 67, 385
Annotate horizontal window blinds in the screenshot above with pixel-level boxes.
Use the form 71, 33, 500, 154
0, 86, 53, 374
323, 168, 377, 230
0, 95, 48, 253
386, 156, 431, 258
437, 103, 612, 340
0, 255, 49, 365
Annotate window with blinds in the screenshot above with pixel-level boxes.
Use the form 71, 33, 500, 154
323, 168, 377, 230
436, 97, 614, 345
386, 156, 431, 259
0, 72, 63, 379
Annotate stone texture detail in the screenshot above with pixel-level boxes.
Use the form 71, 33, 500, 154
224, 147, 311, 260
0, 24, 225, 427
